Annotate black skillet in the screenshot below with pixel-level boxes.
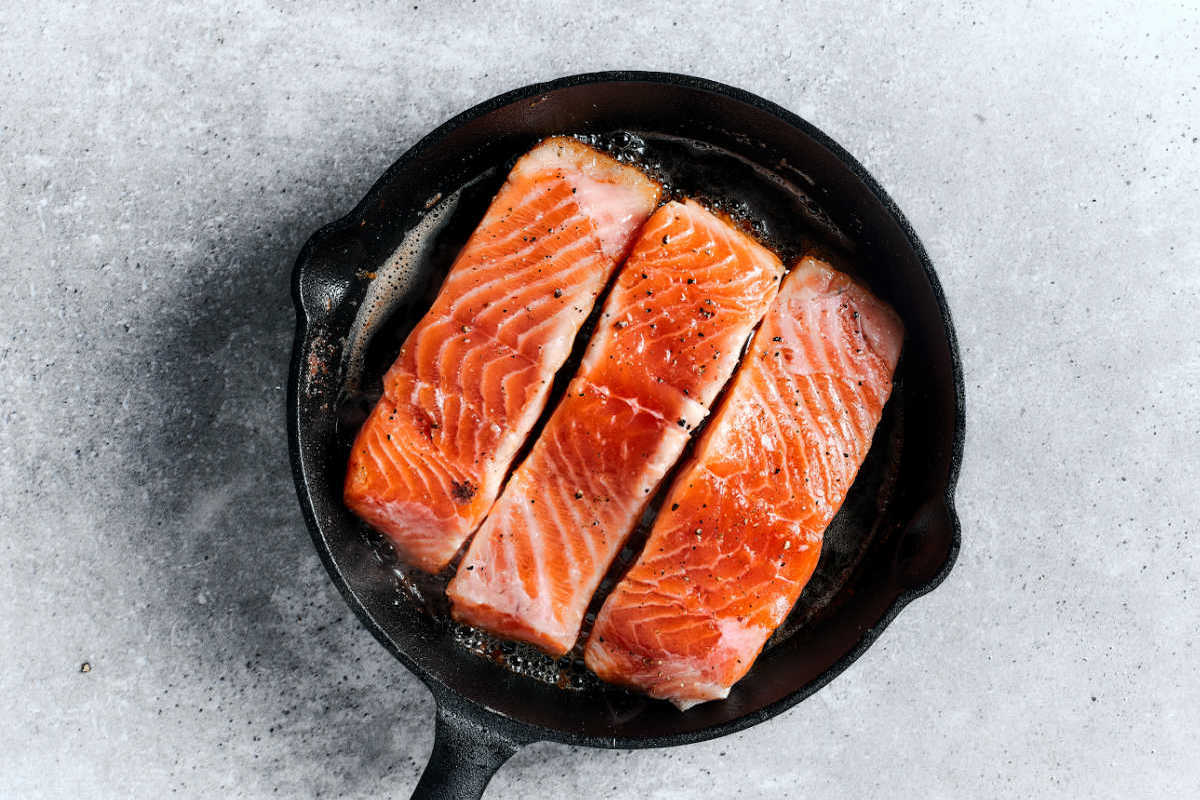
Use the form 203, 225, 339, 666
287, 72, 964, 799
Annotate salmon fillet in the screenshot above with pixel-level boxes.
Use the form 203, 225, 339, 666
447, 200, 784, 656
344, 138, 661, 573
584, 255, 903, 709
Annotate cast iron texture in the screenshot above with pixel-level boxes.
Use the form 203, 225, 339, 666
287, 71, 965, 800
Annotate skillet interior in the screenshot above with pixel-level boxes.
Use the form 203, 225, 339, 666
288, 73, 963, 746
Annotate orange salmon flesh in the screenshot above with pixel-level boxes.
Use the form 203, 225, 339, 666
345, 138, 904, 708
446, 200, 784, 656
344, 138, 661, 573
584, 256, 903, 708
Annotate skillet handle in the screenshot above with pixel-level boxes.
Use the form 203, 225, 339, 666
411, 703, 523, 800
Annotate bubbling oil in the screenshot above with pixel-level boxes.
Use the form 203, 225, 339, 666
341, 191, 460, 394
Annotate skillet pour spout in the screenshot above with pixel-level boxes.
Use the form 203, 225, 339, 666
288, 71, 964, 799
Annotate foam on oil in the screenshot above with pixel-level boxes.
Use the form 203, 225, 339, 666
341, 190, 461, 393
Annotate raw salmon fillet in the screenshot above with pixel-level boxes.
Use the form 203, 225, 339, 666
344, 138, 661, 573
446, 200, 784, 655
585, 255, 903, 709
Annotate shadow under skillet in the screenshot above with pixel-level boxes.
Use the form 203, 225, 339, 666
125, 174, 439, 794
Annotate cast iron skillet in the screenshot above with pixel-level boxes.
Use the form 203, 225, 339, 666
287, 72, 964, 799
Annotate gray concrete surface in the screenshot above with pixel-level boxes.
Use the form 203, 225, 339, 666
2, 1, 1197, 797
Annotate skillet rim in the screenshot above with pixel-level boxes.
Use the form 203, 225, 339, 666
287, 69, 965, 749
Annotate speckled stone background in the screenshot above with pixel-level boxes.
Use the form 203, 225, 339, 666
2, 1, 1197, 798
